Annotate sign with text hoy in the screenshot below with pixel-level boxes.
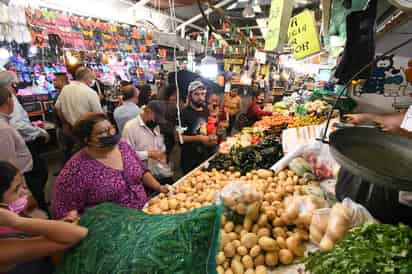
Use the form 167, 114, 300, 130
288, 10, 321, 60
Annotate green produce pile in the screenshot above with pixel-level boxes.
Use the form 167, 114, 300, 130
207, 136, 283, 175
56, 203, 223, 274
304, 223, 412, 274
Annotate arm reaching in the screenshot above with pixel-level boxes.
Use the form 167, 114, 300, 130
0, 208, 88, 268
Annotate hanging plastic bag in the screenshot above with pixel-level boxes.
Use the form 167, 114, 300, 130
310, 198, 377, 251
216, 181, 262, 223
148, 159, 173, 179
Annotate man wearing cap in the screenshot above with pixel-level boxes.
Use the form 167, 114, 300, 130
180, 80, 217, 174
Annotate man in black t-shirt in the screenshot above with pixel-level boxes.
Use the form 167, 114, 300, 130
180, 80, 217, 174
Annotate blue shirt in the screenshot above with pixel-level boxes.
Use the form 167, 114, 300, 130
113, 102, 141, 133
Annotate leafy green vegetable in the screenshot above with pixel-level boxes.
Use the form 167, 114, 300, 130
56, 203, 223, 274
304, 223, 412, 274
207, 136, 283, 175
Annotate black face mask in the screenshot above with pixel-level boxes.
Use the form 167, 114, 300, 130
146, 120, 157, 130
191, 99, 206, 108
97, 133, 121, 148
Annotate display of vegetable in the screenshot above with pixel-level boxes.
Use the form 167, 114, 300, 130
56, 203, 223, 274
304, 224, 412, 274
209, 136, 283, 175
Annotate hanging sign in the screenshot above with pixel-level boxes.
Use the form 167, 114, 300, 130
264, 0, 294, 51
288, 10, 321, 60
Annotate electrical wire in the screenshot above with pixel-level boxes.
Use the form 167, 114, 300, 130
168, 0, 185, 143
320, 36, 412, 142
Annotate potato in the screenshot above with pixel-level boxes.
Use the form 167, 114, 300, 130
276, 236, 287, 249
266, 210, 277, 221
258, 236, 278, 251
251, 224, 259, 234
217, 266, 225, 274
240, 230, 248, 238
254, 254, 265, 266
241, 233, 258, 249
233, 254, 241, 262
236, 203, 247, 215
217, 251, 226, 264
232, 240, 241, 249
257, 228, 271, 238
237, 246, 248, 256
255, 265, 267, 274
272, 217, 285, 227
225, 269, 234, 274
235, 225, 243, 234
221, 232, 231, 248
243, 218, 253, 232
273, 227, 287, 238
286, 237, 304, 257
224, 243, 236, 258
151, 206, 162, 214
278, 171, 287, 180
244, 269, 255, 274
278, 249, 294, 265
221, 215, 227, 226
159, 200, 169, 211
249, 245, 261, 258
257, 169, 273, 179
257, 214, 268, 227
223, 260, 230, 269
231, 259, 244, 274
224, 222, 235, 233
241, 255, 254, 269
228, 232, 239, 241
168, 199, 178, 210
265, 252, 278, 267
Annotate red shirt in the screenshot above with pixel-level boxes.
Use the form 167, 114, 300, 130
246, 102, 272, 122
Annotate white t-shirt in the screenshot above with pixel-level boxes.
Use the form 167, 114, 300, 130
55, 81, 103, 125
400, 106, 412, 132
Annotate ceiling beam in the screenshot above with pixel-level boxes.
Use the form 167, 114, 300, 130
133, 0, 152, 8
176, 0, 235, 31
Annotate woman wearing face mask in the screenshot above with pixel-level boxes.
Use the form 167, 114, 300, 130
246, 90, 272, 124
51, 112, 168, 219
0, 161, 88, 274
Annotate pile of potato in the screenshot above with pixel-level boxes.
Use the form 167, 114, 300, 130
145, 169, 275, 214
144, 166, 326, 273
216, 169, 315, 274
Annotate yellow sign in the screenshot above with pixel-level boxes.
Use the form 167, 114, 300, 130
265, 0, 293, 51
224, 58, 244, 71
288, 10, 321, 60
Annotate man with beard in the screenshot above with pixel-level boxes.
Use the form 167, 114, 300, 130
180, 80, 217, 174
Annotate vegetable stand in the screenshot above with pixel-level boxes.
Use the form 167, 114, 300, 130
144, 104, 411, 274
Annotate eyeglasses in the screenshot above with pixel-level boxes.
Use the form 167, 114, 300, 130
93, 126, 116, 138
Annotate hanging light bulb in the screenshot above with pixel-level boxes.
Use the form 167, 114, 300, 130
200, 55, 218, 79
242, 3, 255, 18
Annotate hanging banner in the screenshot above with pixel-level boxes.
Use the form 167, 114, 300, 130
288, 10, 322, 60
264, 0, 294, 51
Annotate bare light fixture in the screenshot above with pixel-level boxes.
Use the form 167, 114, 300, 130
242, 1, 255, 18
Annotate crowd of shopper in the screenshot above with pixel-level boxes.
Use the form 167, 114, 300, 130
0, 65, 277, 273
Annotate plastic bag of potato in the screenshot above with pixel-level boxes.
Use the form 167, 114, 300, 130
218, 181, 263, 222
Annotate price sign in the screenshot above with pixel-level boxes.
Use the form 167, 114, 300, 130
264, 0, 293, 51
288, 10, 321, 60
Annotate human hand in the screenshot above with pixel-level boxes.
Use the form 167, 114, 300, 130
62, 210, 79, 223
149, 150, 167, 163
43, 131, 50, 143
344, 114, 370, 124
158, 185, 169, 194
0, 208, 20, 228
198, 135, 217, 145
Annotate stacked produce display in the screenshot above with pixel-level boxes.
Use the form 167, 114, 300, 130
143, 94, 411, 274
